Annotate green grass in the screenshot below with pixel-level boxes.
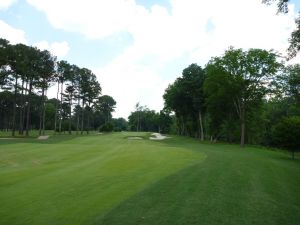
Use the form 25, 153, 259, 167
0, 132, 299, 225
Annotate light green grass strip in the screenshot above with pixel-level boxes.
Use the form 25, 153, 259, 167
0, 132, 205, 225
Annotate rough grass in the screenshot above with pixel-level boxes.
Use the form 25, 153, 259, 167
0, 132, 299, 225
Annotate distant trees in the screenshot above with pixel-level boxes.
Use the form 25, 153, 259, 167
0, 38, 116, 135
111, 117, 128, 131
128, 105, 173, 133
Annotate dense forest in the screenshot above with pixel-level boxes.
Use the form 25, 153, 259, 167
0, 38, 124, 135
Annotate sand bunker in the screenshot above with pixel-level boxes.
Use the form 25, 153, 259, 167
127, 137, 143, 140
37, 135, 49, 140
149, 133, 169, 140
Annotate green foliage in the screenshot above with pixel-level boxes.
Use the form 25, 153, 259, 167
99, 121, 114, 132
128, 105, 156, 132
111, 117, 128, 131
272, 116, 300, 158
0, 38, 109, 136
204, 47, 281, 146
163, 64, 206, 138
96, 95, 116, 123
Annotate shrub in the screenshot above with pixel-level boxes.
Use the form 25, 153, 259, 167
272, 116, 300, 159
99, 122, 114, 132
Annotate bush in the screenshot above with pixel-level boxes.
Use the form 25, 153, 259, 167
272, 116, 300, 159
99, 122, 114, 132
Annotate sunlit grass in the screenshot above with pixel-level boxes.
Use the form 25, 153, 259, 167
0, 132, 299, 225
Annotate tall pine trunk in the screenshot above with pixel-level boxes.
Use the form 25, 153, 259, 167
25, 80, 32, 136
42, 89, 47, 135
21, 81, 28, 135
68, 93, 72, 134
86, 103, 91, 134
59, 81, 63, 133
12, 76, 18, 137
76, 98, 80, 135
81, 100, 85, 134
39, 85, 45, 136
19, 78, 25, 134
54, 81, 60, 134
87, 109, 90, 134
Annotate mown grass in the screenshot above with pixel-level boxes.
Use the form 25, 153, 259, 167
0, 132, 299, 225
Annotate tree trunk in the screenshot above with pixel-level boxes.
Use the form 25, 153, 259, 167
240, 105, 245, 148
39, 86, 45, 136
54, 81, 60, 134
12, 76, 18, 137
59, 81, 63, 133
81, 101, 85, 135
42, 89, 47, 135
25, 80, 32, 137
19, 78, 25, 134
76, 98, 80, 135
21, 81, 28, 135
137, 112, 139, 132
68, 94, 72, 135
180, 116, 185, 136
87, 108, 90, 134
199, 110, 204, 141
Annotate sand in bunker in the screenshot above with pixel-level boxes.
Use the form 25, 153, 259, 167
149, 133, 169, 140
37, 135, 49, 140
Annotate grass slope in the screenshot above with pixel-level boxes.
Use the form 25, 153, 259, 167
0, 133, 299, 225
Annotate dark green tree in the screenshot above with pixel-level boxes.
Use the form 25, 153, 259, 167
205, 48, 281, 147
272, 116, 300, 159
96, 95, 116, 123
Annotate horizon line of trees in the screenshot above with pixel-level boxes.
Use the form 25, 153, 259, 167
128, 103, 173, 134
0, 38, 120, 136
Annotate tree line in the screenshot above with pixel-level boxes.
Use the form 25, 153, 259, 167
163, 47, 299, 158
0, 38, 119, 136
128, 103, 173, 134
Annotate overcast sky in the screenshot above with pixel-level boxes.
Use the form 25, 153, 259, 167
1, 0, 299, 118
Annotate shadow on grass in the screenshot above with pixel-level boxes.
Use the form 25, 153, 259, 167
91, 162, 204, 225
91, 137, 300, 225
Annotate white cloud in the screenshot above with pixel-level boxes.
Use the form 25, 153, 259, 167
0, 0, 16, 10
0, 20, 27, 44
95, 52, 171, 118
27, 0, 298, 118
34, 40, 70, 58
26, 0, 137, 39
